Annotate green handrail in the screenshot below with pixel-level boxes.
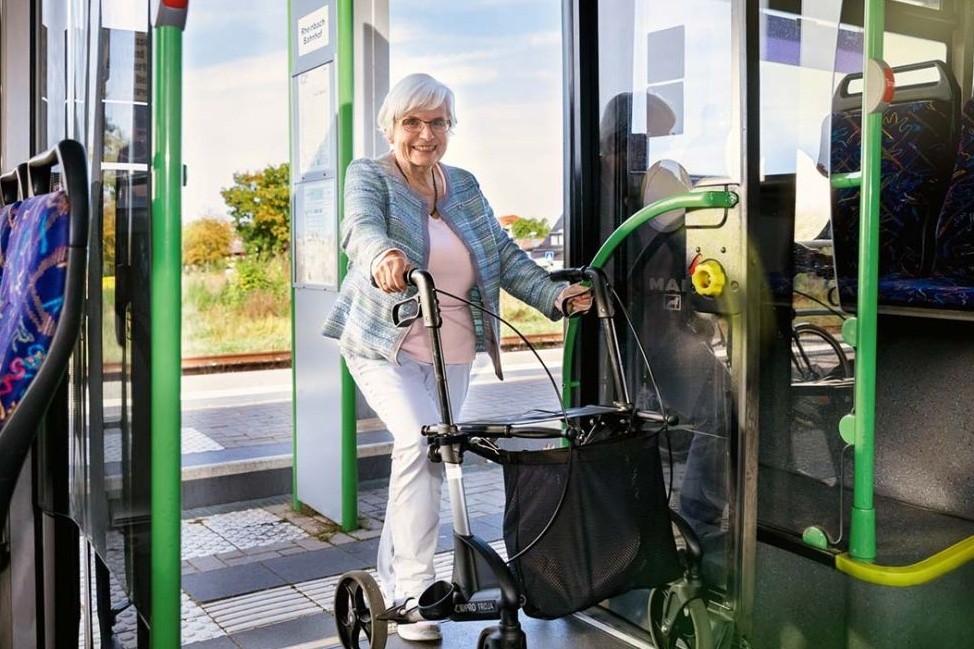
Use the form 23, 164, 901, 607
847, 0, 884, 564
561, 190, 739, 408
337, 0, 358, 531
830, 172, 862, 189
151, 7, 186, 648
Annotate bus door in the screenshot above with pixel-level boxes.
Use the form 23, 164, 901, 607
566, 0, 763, 643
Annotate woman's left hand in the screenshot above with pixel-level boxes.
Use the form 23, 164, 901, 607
558, 283, 593, 316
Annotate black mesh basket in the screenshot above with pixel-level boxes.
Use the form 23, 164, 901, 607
500, 433, 681, 619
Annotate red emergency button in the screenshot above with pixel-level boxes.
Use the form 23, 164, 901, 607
162, 0, 188, 7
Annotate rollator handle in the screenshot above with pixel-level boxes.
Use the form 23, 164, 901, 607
551, 266, 614, 319
549, 267, 585, 283
404, 269, 439, 326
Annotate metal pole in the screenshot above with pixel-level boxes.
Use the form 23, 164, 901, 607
337, 0, 359, 532
150, 2, 187, 646
849, 0, 883, 563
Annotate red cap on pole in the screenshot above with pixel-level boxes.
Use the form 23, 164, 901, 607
155, 0, 188, 30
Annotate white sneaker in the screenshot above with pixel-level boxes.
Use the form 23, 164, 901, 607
397, 620, 442, 642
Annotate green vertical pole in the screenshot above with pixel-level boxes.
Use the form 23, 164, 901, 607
337, 0, 358, 531
151, 3, 187, 647
849, 0, 883, 563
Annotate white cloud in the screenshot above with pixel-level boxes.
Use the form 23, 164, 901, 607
183, 51, 288, 221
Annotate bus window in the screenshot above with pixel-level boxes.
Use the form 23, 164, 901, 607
760, 4, 842, 238
884, 31, 946, 67
891, 0, 941, 8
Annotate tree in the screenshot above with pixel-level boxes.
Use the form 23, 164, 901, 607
220, 162, 290, 256
183, 217, 234, 268
510, 217, 551, 240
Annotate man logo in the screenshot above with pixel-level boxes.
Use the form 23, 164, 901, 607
665, 292, 682, 311
648, 277, 691, 292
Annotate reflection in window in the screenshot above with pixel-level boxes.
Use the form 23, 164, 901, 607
646, 26, 684, 135
891, 0, 940, 8
884, 31, 946, 68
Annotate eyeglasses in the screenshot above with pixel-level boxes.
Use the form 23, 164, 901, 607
400, 117, 451, 133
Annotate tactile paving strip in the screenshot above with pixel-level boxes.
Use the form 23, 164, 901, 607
201, 540, 508, 636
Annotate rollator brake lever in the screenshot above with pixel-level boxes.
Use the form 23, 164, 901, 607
392, 296, 421, 327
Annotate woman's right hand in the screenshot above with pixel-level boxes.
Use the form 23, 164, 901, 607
372, 249, 412, 293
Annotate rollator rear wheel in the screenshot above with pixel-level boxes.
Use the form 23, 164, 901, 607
648, 587, 713, 649
334, 571, 387, 649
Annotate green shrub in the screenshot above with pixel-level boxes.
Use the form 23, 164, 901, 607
182, 253, 292, 355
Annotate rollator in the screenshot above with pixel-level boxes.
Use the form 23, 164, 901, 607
334, 266, 712, 649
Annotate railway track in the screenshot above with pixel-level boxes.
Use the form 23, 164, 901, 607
179, 334, 564, 374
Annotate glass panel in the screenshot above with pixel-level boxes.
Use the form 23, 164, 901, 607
884, 31, 946, 67
891, 0, 940, 8
596, 1, 737, 625
66, 1, 152, 625
756, 0, 854, 551
38, 0, 68, 149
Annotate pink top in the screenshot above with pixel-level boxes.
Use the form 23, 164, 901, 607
398, 216, 477, 364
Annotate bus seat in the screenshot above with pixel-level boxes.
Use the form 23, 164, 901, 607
0, 164, 26, 273
929, 99, 974, 295
0, 190, 72, 421
0, 140, 89, 525
0, 202, 22, 271
865, 97, 974, 312
829, 61, 960, 310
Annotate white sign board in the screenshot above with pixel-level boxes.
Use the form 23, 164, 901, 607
297, 6, 330, 57
297, 64, 334, 176
294, 178, 338, 288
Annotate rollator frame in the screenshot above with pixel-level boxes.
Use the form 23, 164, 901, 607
334, 266, 698, 649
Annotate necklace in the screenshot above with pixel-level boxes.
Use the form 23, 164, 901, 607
394, 159, 438, 218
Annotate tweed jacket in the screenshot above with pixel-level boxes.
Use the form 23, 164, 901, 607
321, 156, 566, 379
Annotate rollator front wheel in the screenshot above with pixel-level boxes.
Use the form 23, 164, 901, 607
648, 587, 713, 649
334, 570, 388, 649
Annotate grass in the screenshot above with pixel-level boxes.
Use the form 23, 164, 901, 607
182, 255, 292, 356
498, 292, 564, 339
179, 256, 561, 356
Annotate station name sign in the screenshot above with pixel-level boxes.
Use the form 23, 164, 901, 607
297, 6, 329, 57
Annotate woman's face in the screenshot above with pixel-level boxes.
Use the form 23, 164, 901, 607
390, 105, 450, 171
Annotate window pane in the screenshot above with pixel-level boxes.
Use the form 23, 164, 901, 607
884, 31, 946, 68
891, 0, 940, 9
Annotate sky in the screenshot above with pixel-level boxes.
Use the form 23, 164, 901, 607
182, 0, 564, 224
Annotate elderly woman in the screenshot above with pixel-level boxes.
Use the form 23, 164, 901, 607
322, 73, 590, 642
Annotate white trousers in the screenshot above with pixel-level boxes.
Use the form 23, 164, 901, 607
345, 353, 472, 602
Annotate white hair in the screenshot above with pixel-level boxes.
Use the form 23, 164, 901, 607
377, 73, 457, 138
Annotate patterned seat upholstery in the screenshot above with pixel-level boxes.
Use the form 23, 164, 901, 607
929, 99, 974, 301
830, 99, 959, 309
0, 201, 21, 272
0, 191, 71, 422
